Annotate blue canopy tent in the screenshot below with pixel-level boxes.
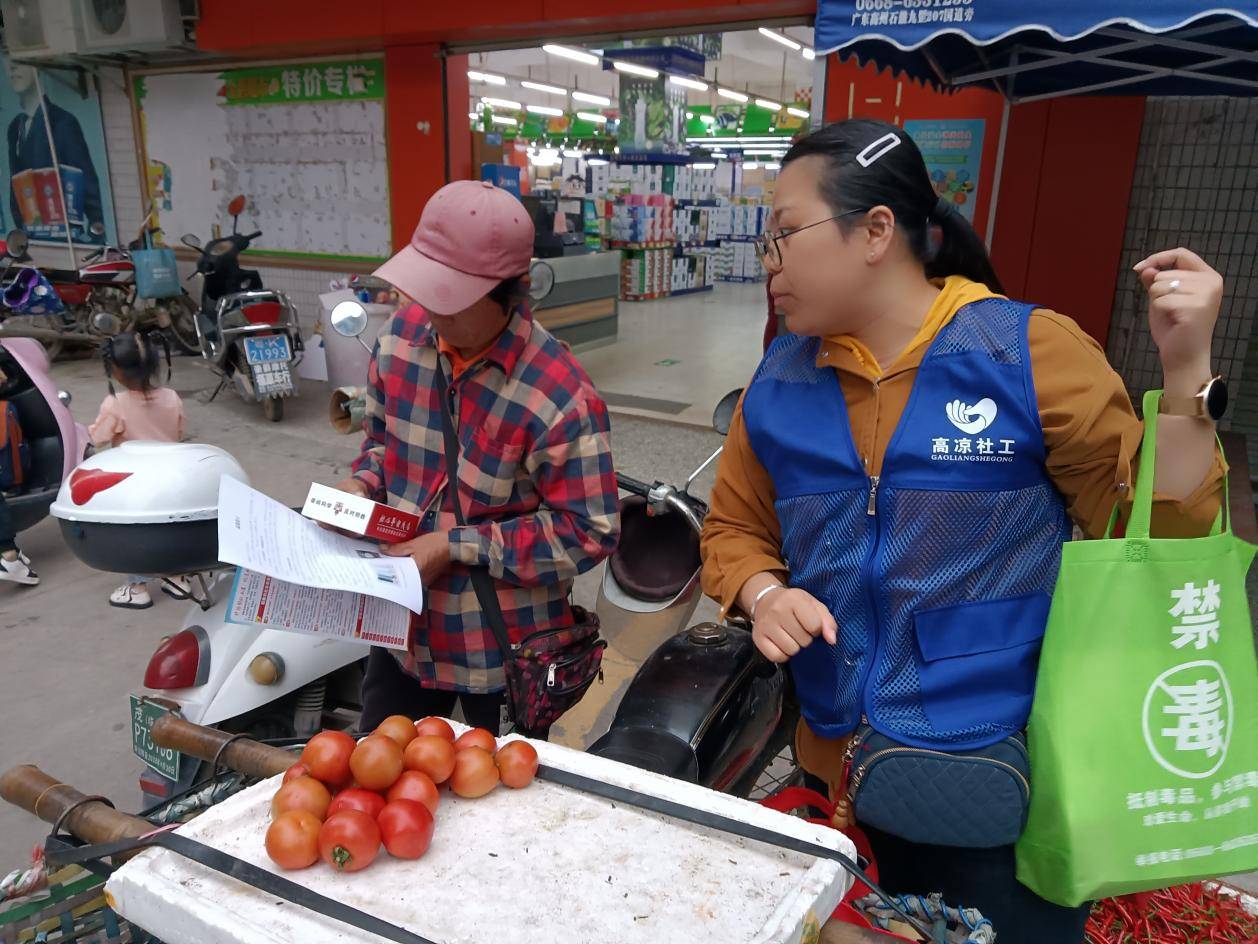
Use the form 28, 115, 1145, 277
816, 3, 1258, 101
814, 2, 1258, 237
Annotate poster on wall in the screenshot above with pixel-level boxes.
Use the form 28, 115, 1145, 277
903, 119, 984, 222
135, 57, 390, 262
0, 52, 117, 246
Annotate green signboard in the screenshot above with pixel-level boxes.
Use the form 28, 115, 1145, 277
221, 58, 385, 106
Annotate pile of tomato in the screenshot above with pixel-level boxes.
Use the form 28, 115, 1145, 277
265, 716, 539, 873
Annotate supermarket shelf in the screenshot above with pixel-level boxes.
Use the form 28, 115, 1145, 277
677, 240, 723, 248
672, 284, 715, 297
716, 275, 765, 283
610, 241, 676, 250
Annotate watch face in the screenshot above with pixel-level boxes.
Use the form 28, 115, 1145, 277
1206, 379, 1228, 421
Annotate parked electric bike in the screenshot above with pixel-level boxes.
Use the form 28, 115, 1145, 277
184, 196, 302, 422
588, 391, 802, 800
0, 337, 90, 535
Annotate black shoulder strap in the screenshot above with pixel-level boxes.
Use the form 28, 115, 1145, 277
434, 357, 514, 660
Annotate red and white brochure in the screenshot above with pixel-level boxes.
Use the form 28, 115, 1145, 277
302, 483, 421, 543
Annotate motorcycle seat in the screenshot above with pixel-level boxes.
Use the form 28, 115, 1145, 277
587, 725, 700, 783
608, 495, 701, 603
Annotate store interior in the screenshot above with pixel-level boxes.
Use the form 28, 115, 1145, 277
464, 27, 818, 426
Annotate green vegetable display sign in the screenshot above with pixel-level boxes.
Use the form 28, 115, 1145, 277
221, 59, 384, 106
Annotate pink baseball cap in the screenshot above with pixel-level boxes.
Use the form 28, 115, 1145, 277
375, 180, 535, 315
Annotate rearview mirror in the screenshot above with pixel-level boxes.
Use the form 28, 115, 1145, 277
330, 300, 368, 339
181, 233, 202, 251
712, 388, 743, 436
5, 229, 29, 257
528, 260, 555, 302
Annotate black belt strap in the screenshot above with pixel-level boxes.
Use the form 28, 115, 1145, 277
434, 358, 516, 667
45, 830, 437, 944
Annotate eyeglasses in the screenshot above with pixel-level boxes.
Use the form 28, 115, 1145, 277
754, 209, 869, 267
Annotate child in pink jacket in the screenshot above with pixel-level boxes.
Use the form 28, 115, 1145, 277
89, 331, 186, 609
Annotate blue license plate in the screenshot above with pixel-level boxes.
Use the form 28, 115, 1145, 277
244, 335, 291, 365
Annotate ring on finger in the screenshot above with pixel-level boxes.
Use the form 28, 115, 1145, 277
1168, 279, 1181, 293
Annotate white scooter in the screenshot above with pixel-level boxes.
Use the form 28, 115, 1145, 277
51, 442, 367, 806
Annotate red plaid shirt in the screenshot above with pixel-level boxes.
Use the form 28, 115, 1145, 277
351, 303, 620, 692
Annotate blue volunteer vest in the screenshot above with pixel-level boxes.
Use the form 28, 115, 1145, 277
743, 298, 1072, 751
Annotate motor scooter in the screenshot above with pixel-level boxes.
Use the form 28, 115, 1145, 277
183, 196, 302, 422
50, 439, 368, 808
587, 392, 802, 800
0, 336, 90, 535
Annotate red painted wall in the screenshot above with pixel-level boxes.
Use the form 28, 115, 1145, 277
822, 56, 1006, 241
384, 45, 449, 252
992, 97, 1145, 345
196, 1, 815, 55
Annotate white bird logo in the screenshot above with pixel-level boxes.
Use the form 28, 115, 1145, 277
946, 398, 998, 435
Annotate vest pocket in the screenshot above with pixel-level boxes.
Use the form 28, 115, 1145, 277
912, 592, 1051, 733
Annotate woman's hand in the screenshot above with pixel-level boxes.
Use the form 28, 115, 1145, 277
382, 531, 452, 586
1134, 248, 1222, 391
752, 587, 839, 663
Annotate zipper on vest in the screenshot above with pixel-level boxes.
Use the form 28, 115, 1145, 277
866, 476, 879, 516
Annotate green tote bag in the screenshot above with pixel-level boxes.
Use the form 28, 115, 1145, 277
1016, 390, 1258, 906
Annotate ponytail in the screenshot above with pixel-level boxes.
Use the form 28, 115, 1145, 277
783, 119, 1004, 294
102, 330, 171, 396
927, 196, 1004, 294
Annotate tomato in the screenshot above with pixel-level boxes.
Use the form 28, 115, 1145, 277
282, 762, 311, 784
271, 777, 332, 821
413, 716, 456, 742
265, 810, 322, 869
326, 787, 387, 821
349, 735, 404, 792
377, 799, 434, 860
318, 810, 380, 872
300, 731, 356, 787
386, 770, 440, 815
454, 727, 497, 754
450, 746, 499, 798
375, 714, 418, 750
403, 735, 457, 784
494, 740, 539, 789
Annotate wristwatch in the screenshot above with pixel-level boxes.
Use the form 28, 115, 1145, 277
1159, 376, 1228, 421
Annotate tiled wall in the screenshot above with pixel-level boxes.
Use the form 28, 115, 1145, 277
1105, 97, 1258, 469
29, 67, 364, 334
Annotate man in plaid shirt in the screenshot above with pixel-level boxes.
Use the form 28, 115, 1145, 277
336, 181, 620, 733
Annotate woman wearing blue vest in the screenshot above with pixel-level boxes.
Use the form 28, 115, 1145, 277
701, 119, 1227, 941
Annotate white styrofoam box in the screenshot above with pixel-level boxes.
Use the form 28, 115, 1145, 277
107, 731, 853, 943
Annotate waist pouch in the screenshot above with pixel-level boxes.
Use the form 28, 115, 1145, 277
847, 723, 1030, 848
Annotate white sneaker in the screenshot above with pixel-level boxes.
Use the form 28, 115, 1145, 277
110, 584, 153, 609
0, 552, 39, 586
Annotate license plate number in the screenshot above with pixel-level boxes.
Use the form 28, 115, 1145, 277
244, 335, 291, 365
129, 694, 181, 781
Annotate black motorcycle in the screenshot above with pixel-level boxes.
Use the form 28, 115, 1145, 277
588, 390, 802, 799
182, 196, 302, 422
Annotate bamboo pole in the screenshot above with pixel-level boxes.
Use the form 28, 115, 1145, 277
0, 765, 150, 853
149, 715, 294, 779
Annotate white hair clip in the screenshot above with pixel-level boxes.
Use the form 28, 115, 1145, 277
856, 132, 901, 167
